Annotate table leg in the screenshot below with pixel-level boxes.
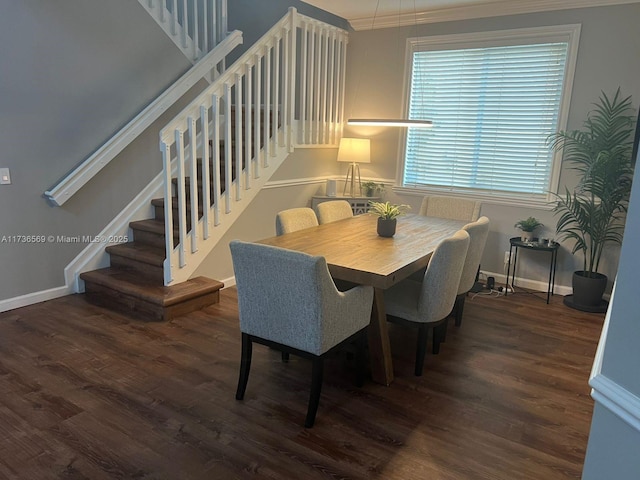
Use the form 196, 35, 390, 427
505, 245, 513, 297
511, 247, 518, 291
368, 288, 394, 386
546, 249, 554, 304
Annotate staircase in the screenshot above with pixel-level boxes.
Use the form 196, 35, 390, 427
79, 187, 224, 322
79, 8, 348, 321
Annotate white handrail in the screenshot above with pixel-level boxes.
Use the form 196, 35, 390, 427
161, 8, 349, 285
44, 31, 242, 207
141, 0, 229, 62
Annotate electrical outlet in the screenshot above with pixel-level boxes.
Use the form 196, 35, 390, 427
0, 168, 10, 185
504, 251, 510, 264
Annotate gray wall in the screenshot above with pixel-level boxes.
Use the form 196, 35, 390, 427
2, 2, 640, 302
340, 3, 640, 291
583, 144, 640, 479
194, 3, 640, 293
227, 0, 350, 63
0, 1, 197, 301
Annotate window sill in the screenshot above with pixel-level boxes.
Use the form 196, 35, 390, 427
392, 185, 555, 210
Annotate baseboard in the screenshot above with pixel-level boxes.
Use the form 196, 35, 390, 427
0, 285, 73, 314
480, 270, 572, 296
220, 275, 236, 288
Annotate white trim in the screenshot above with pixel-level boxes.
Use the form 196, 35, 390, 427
262, 176, 329, 189
64, 172, 165, 293
590, 280, 614, 379
480, 269, 572, 296
349, 0, 640, 30
393, 186, 556, 210
590, 374, 640, 434
221, 275, 236, 288
44, 32, 243, 207
0, 286, 72, 314
588, 281, 640, 434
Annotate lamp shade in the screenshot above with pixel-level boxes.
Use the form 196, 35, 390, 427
337, 138, 370, 164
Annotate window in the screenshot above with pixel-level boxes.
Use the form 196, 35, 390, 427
400, 25, 580, 205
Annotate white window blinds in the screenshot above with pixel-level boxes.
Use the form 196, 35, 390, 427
403, 41, 570, 198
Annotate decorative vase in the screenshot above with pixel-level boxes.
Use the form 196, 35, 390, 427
377, 218, 397, 237
571, 271, 607, 307
520, 231, 534, 242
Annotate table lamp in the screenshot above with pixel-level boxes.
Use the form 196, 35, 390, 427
337, 137, 370, 197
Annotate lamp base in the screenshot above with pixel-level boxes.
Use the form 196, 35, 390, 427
343, 162, 361, 197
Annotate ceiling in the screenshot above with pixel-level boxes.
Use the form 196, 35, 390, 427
303, 0, 640, 30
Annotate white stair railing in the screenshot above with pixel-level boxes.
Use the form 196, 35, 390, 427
139, 0, 228, 63
160, 8, 348, 285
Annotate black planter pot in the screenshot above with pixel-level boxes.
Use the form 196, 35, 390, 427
564, 271, 608, 313
377, 218, 397, 237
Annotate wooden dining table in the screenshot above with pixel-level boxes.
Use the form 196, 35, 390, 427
257, 213, 466, 385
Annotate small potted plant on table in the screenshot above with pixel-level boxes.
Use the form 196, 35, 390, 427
368, 201, 410, 237
514, 217, 543, 242
361, 181, 385, 197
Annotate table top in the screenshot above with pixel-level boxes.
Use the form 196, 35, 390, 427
258, 214, 466, 289
509, 236, 560, 251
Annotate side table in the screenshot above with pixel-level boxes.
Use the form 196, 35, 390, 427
311, 196, 380, 215
506, 237, 559, 304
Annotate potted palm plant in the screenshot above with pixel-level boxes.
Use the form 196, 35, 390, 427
368, 201, 410, 237
547, 88, 635, 311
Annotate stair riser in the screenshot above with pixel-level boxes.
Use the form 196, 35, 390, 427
153, 203, 208, 228
108, 255, 164, 283
83, 283, 220, 322
131, 228, 175, 249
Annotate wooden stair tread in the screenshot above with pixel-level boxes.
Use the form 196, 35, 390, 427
105, 242, 165, 266
80, 268, 224, 307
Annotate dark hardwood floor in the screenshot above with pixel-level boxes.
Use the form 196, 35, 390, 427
0, 286, 603, 479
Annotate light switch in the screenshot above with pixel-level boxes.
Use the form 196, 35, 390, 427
0, 168, 11, 185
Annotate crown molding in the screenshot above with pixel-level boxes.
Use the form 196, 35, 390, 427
349, 0, 640, 30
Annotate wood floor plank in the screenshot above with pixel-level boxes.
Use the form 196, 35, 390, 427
0, 288, 602, 479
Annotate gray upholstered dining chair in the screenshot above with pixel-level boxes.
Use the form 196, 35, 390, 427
383, 230, 470, 376
230, 240, 374, 428
453, 216, 490, 327
316, 200, 354, 224
275, 207, 319, 235
419, 195, 482, 222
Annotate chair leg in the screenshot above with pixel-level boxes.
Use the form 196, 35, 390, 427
433, 322, 446, 354
454, 295, 466, 327
281, 351, 290, 362
235, 333, 252, 400
415, 324, 429, 376
305, 357, 324, 428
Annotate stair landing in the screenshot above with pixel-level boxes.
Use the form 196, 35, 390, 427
81, 268, 223, 322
